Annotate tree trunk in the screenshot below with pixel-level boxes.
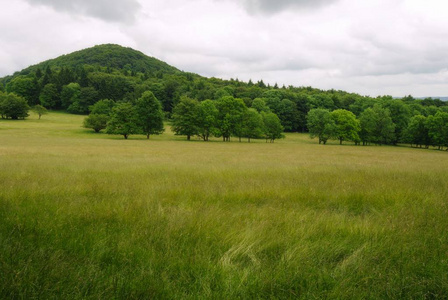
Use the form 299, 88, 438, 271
147, 134, 150, 139
124, 134, 128, 139
187, 135, 190, 141
340, 139, 343, 145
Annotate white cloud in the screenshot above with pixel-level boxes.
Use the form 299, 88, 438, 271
1, 0, 448, 97
23, 0, 141, 23
218, 0, 340, 14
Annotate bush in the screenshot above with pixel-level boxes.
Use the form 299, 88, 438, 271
83, 114, 109, 133
0, 93, 30, 119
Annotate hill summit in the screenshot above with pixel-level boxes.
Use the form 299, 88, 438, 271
9, 44, 179, 77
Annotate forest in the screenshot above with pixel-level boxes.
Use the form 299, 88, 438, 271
1, 44, 447, 148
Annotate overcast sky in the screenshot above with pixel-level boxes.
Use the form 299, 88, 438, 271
1, 0, 447, 97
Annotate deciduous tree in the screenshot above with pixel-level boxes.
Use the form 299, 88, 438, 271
331, 109, 360, 144
262, 112, 284, 143
106, 102, 139, 139
426, 112, 448, 150
0, 93, 30, 119
135, 91, 164, 139
359, 105, 395, 145
307, 109, 336, 145
32, 104, 48, 119
215, 96, 247, 141
171, 96, 199, 140
243, 108, 264, 142
84, 114, 109, 133
403, 115, 430, 148
195, 100, 218, 141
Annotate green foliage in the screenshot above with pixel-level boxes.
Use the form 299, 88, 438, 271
39, 83, 59, 109
68, 87, 99, 114
215, 96, 247, 141
83, 114, 109, 133
214, 87, 233, 99
307, 109, 336, 144
308, 93, 335, 110
31, 104, 48, 119
88, 99, 115, 115
404, 115, 430, 148
423, 105, 440, 117
349, 96, 376, 116
106, 102, 140, 139
90, 72, 138, 101
251, 98, 270, 113
359, 105, 395, 145
17, 44, 179, 76
277, 99, 299, 132
426, 112, 448, 149
381, 99, 411, 143
6, 76, 40, 105
262, 112, 284, 142
135, 91, 164, 139
331, 109, 361, 144
162, 79, 181, 112
171, 96, 199, 140
0, 93, 30, 119
61, 83, 81, 109
243, 108, 264, 142
195, 100, 218, 141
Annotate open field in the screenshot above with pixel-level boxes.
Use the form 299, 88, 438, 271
1, 112, 447, 299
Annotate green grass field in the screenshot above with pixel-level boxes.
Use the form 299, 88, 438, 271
1, 112, 447, 299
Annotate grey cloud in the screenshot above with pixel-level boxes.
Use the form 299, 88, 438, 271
24, 0, 141, 23
239, 0, 340, 14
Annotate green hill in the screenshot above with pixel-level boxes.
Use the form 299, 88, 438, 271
11, 44, 179, 77
0, 44, 201, 114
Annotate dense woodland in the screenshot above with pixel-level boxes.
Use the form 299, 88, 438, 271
1, 44, 447, 148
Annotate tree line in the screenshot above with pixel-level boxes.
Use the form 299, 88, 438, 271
307, 105, 448, 150
171, 96, 284, 142
84, 91, 164, 139
83, 92, 284, 142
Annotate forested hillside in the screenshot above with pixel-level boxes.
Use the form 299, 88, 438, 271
1, 44, 447, 147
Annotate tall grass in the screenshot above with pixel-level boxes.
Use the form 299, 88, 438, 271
1, 112, 447, 298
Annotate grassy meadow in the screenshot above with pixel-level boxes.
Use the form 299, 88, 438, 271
1, 112, 447, 299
